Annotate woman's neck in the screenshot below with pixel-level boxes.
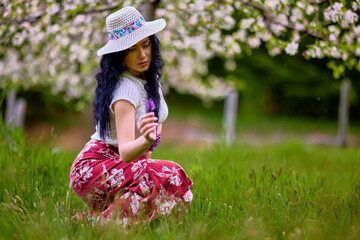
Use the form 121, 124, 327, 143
126, 68, 146, 80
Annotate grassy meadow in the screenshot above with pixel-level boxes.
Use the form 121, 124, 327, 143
1, 116, 360, 240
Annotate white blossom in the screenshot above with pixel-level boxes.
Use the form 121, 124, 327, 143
241, 18, 255, 29
248, 36, 261, 48
324, 3, 343, 23
306, 5, 315, 15
270, 23, 285, 36
276, 14, 288, 26
290, 8, 303, 23
342, 10, 358, 28
329, 34, 337, 42
330, 46, 341, 58
264, 0, 280, 10
354, 26, 360, 36
268, 47, 281, 56
285, 42, 298, 55
1, 0, 359, 101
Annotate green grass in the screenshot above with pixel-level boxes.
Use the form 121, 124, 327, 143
165, 91, 360, 137
1, 123, 360, 240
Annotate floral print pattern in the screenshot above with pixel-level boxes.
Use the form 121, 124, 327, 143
108, 16, 146, 40
70, 139, 193, 223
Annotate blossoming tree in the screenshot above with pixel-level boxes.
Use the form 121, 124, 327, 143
1, 0, 359, 102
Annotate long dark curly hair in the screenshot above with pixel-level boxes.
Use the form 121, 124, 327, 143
93, 35, 164, 140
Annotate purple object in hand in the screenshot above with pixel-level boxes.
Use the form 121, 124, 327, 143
148, 133, 161, 152
146, 98, 161, 151
146, 98, 156, 112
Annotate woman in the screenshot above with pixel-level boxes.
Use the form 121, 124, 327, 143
69, 6, 193, 224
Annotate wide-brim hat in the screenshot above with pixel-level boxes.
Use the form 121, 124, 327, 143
97, 6, 166, 56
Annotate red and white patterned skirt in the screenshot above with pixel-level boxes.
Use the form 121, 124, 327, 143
70, 139, 193, 224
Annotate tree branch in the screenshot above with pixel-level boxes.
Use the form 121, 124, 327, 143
241, 0, 328, 40
0, 4, 119, 25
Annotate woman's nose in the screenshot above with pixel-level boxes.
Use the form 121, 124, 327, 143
138, 48, 146, 58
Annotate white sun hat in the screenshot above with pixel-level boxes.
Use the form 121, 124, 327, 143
97, 6, 166, 56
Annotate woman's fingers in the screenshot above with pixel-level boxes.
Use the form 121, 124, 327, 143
137, 112, 158, 142
143, 126, 157, 141
139, 122, 158, 135
137, 117, 158, 129
137, 113, 158, 130
138, 112, 155, 122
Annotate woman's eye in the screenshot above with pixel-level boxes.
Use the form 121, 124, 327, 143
128, 48, 135, 52
144, 42, 151, 47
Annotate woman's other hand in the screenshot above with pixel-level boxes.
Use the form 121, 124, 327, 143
140, 150, 152, 158
137, 112, 158, 143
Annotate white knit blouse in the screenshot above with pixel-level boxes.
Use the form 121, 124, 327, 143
91, 71, 168, 146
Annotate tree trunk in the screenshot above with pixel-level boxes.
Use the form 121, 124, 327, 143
223, 89, 238, 146
4, 88, 27, 131
337, 79, 351, 147
140, 0, 160, 21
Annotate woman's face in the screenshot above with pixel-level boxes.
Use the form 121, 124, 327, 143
124, 37, 152, 79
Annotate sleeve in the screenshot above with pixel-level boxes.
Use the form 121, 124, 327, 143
109, 80, 141, 113
158, 85, 169, 123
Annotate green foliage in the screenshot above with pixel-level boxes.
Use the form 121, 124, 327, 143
0, 124, 360, 239
327, 61, 346, 80
220, 47, 358, 119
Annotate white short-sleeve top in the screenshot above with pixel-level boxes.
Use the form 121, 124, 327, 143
91, 71, 168, 146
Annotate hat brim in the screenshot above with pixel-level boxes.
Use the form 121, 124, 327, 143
97, 19, 166, 56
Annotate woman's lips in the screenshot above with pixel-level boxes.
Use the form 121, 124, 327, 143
138, 61, 149, 66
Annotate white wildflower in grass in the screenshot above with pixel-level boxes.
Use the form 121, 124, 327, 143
285, 42, 299, 55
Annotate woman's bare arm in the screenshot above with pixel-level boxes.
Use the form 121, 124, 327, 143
113, 100, 157, 163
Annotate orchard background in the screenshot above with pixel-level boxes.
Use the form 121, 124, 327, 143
1, 1, 360, 239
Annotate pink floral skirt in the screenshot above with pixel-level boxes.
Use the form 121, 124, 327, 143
70, 139, 193, 223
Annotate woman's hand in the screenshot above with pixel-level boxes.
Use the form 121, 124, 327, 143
140, 150, 152, 158
137, 112, 158, 143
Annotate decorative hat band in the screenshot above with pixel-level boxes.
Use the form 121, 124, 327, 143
108, 16, 146, 40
